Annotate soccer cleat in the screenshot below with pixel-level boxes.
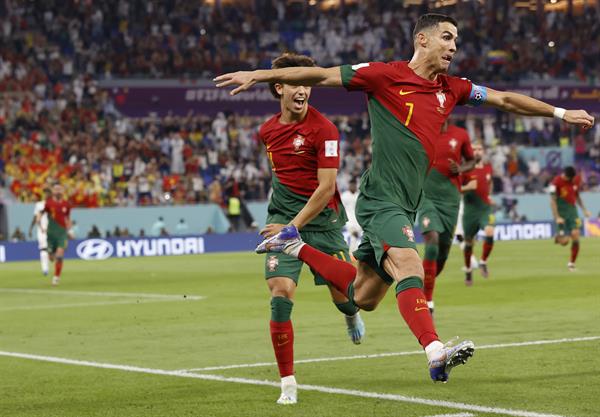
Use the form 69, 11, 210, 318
567, 262, 576, 272
479, 260, 489, 278
345, 312, 365, 345
276, 375, 297, 405
42, 270, 48, 276
256, 225, 303, 256
464, 270, 473, 286
428, 338, 475, 383
51, 276, 60, 286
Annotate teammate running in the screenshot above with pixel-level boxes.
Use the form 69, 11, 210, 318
461, 143, 495, 285
215, 13, 594, 383
43, 184, 72, 286
549, 166, 590, 271
418, 122, 475, 313
29, 188, 51, 276
258, 53, 365, 404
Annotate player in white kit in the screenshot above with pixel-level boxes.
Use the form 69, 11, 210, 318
341, 180, 362, 254
28, 189, 50, 275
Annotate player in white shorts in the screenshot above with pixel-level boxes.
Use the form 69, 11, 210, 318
341, 179, 362, 254
29, 190, 50, 276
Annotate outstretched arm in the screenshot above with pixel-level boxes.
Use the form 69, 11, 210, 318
214, 67, 342, 96
576, 194, 591, 218
484, 88, 594, 129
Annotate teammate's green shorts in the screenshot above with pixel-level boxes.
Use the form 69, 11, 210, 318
557, 210, 582, 235
418, 196, 459, 247
47, 227, 68, 253
264, 228, 350, 285
463, 204, 495, 239
353, 194, 415, 285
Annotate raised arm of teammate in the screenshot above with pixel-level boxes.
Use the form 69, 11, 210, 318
214, 67, 342, 96
484, 88, 594, 129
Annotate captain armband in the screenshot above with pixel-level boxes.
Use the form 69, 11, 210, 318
467, 84, 488, 107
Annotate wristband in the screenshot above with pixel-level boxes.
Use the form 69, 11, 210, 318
553, 107, 566, 120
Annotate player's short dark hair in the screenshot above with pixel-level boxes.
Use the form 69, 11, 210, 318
563, 166, 576, 179
269, 53, 316, 99
413, 13, 458, 40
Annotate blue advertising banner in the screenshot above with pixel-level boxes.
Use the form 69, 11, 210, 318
0, 222, 561, 263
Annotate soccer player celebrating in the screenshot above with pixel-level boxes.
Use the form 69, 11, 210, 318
549, 166, 591, 271
215, 13, 595, 383
461, 143, 495, 285
43, 184, 72, 286
258, 53, 365, 405
29, 188, 51, 276
418, 122, 475, 313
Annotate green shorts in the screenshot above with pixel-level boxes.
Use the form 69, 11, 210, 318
463, 204, 495, 239
353, 194, 416, 285
557, 213, 582, 235
418, 196, 459, 247
47, 227, 68, 253
264, 228, 350, 285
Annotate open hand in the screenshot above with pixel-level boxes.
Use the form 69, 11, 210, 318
260, 223, 286, 238
213, 71, 257, 96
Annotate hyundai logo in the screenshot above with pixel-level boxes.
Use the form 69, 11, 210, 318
76, 239, 114, 260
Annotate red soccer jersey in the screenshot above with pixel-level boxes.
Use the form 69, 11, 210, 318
342, 61, 473, 167
259, 105, 342, 209
551, 175, 581, 206
463, 163, 493, 205
432, 125, 473, 190
44, 198, 71, 229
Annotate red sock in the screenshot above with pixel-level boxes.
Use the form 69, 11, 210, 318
396, 287, 439, 348
270, 320, 294, 377
571, 241, 580, 263
463, 244, 473, 269
482, 237, 494, 261
422, 259, 437, 302
55, 258, 63, 277
298, 245, 356, 296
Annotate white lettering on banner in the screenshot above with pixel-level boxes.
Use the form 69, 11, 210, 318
157, 239, 170, 256
171, 238, 184, 255
0, 245, 5, 263
185, 88, 273, 102
481, 223, 553, 241
130, 240, 144, 257
144, 240, 158, 256
116, 240, 131, 257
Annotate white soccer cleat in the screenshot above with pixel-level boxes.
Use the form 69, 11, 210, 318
345, 312, 365, 345
567, 262, 576, 272
276, 375, 297, 405
470, 255, 479, 269
51, 276, 60, 286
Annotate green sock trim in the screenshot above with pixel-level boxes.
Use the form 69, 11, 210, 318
395, 276, 424, 296
270, 296, 293, 322
335, 300, 359, 316
484, 236, 494, 245
424, 243, 439, 261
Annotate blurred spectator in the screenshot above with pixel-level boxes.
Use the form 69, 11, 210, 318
88, 225, 102, 238
175, 218, 189, 235
11, 227, 26, 242
151, 216, 166, 236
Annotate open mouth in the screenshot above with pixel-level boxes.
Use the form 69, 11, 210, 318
293, 97, 306, 110
442, 55, 453, 64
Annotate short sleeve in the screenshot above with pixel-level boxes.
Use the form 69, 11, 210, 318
447, 76, 474, 106
340, 62, 395, 94
315, 123, 340, 169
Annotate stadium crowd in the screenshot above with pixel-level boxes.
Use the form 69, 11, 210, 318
0, 0, 598, 82
1, 0, 600, 211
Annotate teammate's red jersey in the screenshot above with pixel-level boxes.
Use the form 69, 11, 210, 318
44, 198, 71, 229
432, 125, 473, 190
463, 164, 493, 205
259, 105, 342, 209
551, 175, 582, 206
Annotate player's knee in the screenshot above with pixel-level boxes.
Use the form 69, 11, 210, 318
354, 295, 379, 311
384, 249, 424, 280
464, 241, 473, 251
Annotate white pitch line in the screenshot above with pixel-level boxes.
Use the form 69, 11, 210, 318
182, 335, 600, 372
0, 288, 204, 301
0, 350, 570, 417
423, 413, 475, 417
0, 299, 178, 312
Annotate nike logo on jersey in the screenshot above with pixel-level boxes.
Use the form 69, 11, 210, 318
399, 90, 416, 96
414, 307, 429, 312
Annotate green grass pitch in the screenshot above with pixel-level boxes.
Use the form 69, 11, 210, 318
1, 238, 599, 417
